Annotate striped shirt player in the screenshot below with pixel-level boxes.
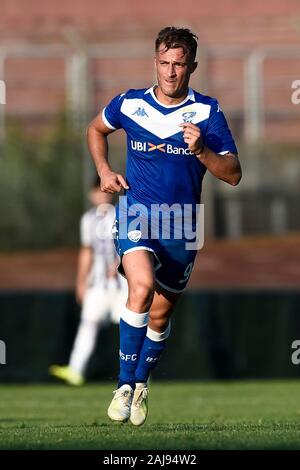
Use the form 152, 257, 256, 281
49, 197, 127, 386
81, 205, 118, 291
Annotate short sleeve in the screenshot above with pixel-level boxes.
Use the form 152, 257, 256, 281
102, 92, 126, 130
80, 213, 92, 247
204, 100, 238, 155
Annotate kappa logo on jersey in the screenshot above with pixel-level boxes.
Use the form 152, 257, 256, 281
130, 140, 194, 156
132, 107, 149, 117
182, 111, 197, 123
128, 230, 142, 242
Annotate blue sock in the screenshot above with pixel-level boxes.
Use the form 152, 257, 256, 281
135, 324, 171, 384
118, 307, 149, 389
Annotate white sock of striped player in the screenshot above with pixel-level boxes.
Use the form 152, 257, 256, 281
134, 323, 171, 384
118, 306, 149, 389
69, 319, 99, 376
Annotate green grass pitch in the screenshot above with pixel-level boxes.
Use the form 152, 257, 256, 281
1, 380, 300, 450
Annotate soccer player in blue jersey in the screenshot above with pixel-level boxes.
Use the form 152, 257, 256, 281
87, 26, 242, 426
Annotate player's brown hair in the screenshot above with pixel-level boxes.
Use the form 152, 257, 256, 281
155, 27, 198, 62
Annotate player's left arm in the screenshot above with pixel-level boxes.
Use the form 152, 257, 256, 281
180, 104, 242, 186
181, 122, 241, 186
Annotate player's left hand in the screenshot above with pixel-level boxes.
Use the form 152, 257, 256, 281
180, 122, 204, 155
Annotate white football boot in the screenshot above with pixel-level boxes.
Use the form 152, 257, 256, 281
130, 382, 149, 426
107, 384, 134, 422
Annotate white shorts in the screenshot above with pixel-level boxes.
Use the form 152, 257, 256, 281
81, 280, 128, 324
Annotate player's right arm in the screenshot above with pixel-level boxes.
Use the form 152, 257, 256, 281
87, 112, 129, 193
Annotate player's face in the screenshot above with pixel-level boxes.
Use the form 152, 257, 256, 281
155, 44, 197, 101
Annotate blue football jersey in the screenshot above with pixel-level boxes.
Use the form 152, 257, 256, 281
103, 86, 237, 209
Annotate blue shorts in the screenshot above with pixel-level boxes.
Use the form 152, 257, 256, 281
112, 210, 197, 293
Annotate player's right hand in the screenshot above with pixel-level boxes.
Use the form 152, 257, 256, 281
100, 168, 129, 193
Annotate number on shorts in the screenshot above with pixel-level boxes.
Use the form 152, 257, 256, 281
179, 262, 193, 284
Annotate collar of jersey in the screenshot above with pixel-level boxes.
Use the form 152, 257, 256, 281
145, 86, 195, 108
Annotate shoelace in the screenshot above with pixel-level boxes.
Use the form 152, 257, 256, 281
133, 388, 148, 408
113, 389, 131, 408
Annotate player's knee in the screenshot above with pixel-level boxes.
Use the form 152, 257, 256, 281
127, 281, 154, 312
149, 316, 169, 333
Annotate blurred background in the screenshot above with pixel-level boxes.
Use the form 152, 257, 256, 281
0, 0, 300, 382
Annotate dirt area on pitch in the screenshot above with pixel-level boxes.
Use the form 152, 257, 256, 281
0, 235, 300, 291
